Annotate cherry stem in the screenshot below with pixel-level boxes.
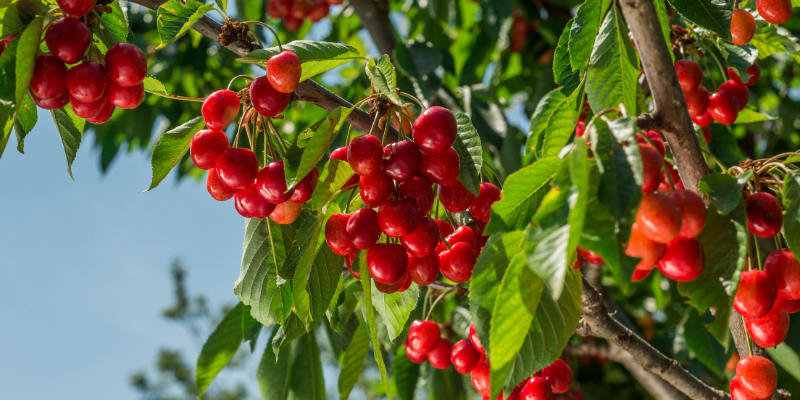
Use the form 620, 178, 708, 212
260, 117, 277, 162
345, 189, 357, 213
420, 287, 431, 323
692, 48, 718, 89
433, 184, 440, 217
210, 8, 230, 23
775, 235, 783, 250
425, 288, 453, 321
762, 151, 800, 165
244, 21, 282, 52
227, 75, 254, 91
438, 231, 452, 250
234, 106, 251, 148
381, 109, 392, 146
367, 110, 381, 137
742, 313, 754, 357
639, 133, 676, 191
701, 148, 728, 174
398, 92, 426, 111
482, 160, 503, 189
92, 10, 117, 45
443, 208, 458, 228
702, 37, 729, 82
244, 116, 256, 154
753, 233, 764, 271
266, 119, 289, 156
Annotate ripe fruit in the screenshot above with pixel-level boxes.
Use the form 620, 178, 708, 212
66, 61, 108, 103
719, 80, 749, 111
731, 9, 756, 46
579, 248, 604, 265
330, 147, 360, 189
658, 238, 704, 281
470, 183, 502, 222
234, 194, 252, 218
784, 298, 800, 313
412, 106, 458, 154
684, 86, 710, 118
419, 147, 460, 185
708, 92, 740, 125
471, 361, 491, 396
378, 198, 418, 237
745, 192, 783, 238
730, 376, 765, 400
191, 130, 230, 170
374, 273, 410, 294
542, 359, 573, 394
257, 161, 295, 204
745, 298, 790, 348
215, 148, 260, 189
383, 140, 421, 182
427, 339, 453, 369
637, 130, 666, 157
30, 55, 68, 100
702, 126, 713, 145
632, 267, 654, 282
307, 0, 330, 22
45, 17, 91, 64
206, 168, 236, 201
764, 249, 800, 299
692, 111, 714, 127
635, 193, 682, 244
283, 15, 303, 31
667, 190, 706, 239
735, 270, 778, 318
736, 356, 778, 398
290, 1, 309, 19
105, 43, 148, 87
730, 64, 761, 86
290, 166, 318, 203
30, 90, 69, 110
325, 213, 357, 256
521, 377, 554, 400
238, 184, 277, 218
440, 242, 477, 282
408, 253, 440, 286
56, 0, 97, 17
405, 340, 427, 364
367, 243, 408, 284
267, 50, 302, 93
202, 90, 240, 130
346, 208, 381, 250
440, 179, 477, 213
407, 320, 440, 355
69, 94, 106, 119
447, 226, 479, 252
249, 76, 290, 117
757, 0, 792, 24
348, 135, 383, 177
675, 59, 702, 93
401, 216, 440, 258
469, 324, 485, 354
86, 102, 115, 124
451, 339, 482, 374
398, 177, 435, 218
640, 145, 663, 193
107, 81, 144, 109
625, 224, 665, 271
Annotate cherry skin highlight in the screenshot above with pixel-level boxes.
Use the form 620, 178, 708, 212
764, 249, 800, 299
249, 76, 290, 117
440, 179, 477, 212
640, 144, 663, 193
360, 170, 393, 207
269, 200, 302, 225
257, 161, 295, 204
107, 81, 144, 109
400, 216, 440, 258
105, 43, 148, 87
267, 50, 302, 93
348, 135, 384, 177
234, 194, 253, 218
45, 17, 91, 64
66, 61, 108, 103
440, 242, 477, 282
730, 376, 768, 400
745, 192, 783, 238
757, 0, 792, 24
708, 92, 740, 125
325, 213, 357, 256
675, 59, 702, 93
521, 377, 554, 400
736, 356, 778, 399
215, 148, 260, 190
30, 55, 68, 100
730, 64, 761, 86
635, 193, 682, 244
290, 166, 319, 203
469, 324, 485, 354
451, 338, 482, 374
346, 208, 381, 250
202, 90, 240, 130
745, 297, 790, 348
731, 9, 756, 46
191, 129, 229, 170
238, 184, 277, 218
427, 339, 453, 370
69, 94, 106, 119
471, 361, 491, 396
30, 90, 69, 110
86, 101, 115, 124
56, 0, 96, 17
408, 252, 440, 286
735, 270, 779, 318
383, 140, 421, 182
624, 223, 665, 271
667, 189, 707, 239
658, 237, 704, 281
719, 80, 749, 111
684, 86, 710, 118
470, 183, 503, 223
206, 168, 237, 201
367, 243, 408, 284
398, 177, 435, 218
542, 359, 573, 394
407, 320, 441, 355
378, 198, 418, 237
405, 340, 427, 364
412, 106, 458, 154
419, 147, 460, 185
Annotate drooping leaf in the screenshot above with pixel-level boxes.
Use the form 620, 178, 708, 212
145, 116, 205, 191
257, 331, 292, 400
392, 344, 421, 400
101, 1, 133, 43
567, 139, 591, 269
13, 92, 35, 153
452, 112, 483, 196
526, 89, 575, 161
237, 40, 364, 83
359, 255, 390, 393
734, 107, 776, 124
310, 159, 355, 210
280, 209, 320, 277
698, 170, 752, 215
338, 321, 370, 400
14, 17, 41, 113
292, 231, 343, 327
287, 333, 326, 400
683, 308, 731, 376
783, 176, 800, 263
586, 5, 639, 116
284, 107, 353, 189
554, 21, 580, 97
365, 54, 402, 106
196, 302, 260, 396
590, 117, 641, 219
0, 32, 20, 108
156, 0, 215, 49
370, 280, 419, 342
717, 41, 758, 84
669, 0, 733, 41
50, 106, 84, 179
569, 0, 612, 75
429, 365, 466, 400
525, 223, 571, 300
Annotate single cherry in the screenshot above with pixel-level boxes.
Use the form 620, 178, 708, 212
107, 81, 144, 109
378, 198, 418, 237
216, 148, 260, 189
521, 377, 554, 400
236, 184, 276, 218
730, 64, 761, 86
206, 168, 236, 201
257, 161, 295, 204
719, 80, 749, 111
451, 338, 481, 374
419, 147, 460, 185
575, 114, 587, 137
66, 61, 108, 103
692, 111, 714, 127
735, 270, 778, 318
30, 55, 68, 100
731, 9, 756, 46
405, 340, 428, 363
290, 166, 319, 203
56, 0, 96, 17
708, 92, 740, 125
407, 320, 441, 354
267, 50, 302, 93
440, 242, 477, 282
635, 193, 682, 244
470, 183, 502, 223
745, 192, 783, 238
764, 249, 800, 299
86, 101, 115, 124
471, 360, 491, 396
191, 129, 229, 169
736, 356, 778, 399
367, 243, 408, 284
667, 190, 706, 238
658, 238, 704, 281
447, 226, 479, 253
637, 131, 666, 157
202, 89, 240, 130
398, 177, 435, 218
105, 43, 148, 87
283, 15, 303, 31
400, 216, 440, 258
383, 140, 421, 182
757, 0, 792, 24
45, 17, 91, 64
348, 135, 383, 177
427, 339, 453, 369
675, 59, 702, 93
30, 91, 69, 110
307, 0, 330, 22
408, 252, 440, 286
684, 86, 710, 118
360, 170, 393, 207
624, 223, 665, 271
346, 208, 381, 250
249, 76, 290, 117
469, 324, 485, 354
542, 359, 573, 394
640, 144, 663, 193
440, 179, 477, 212
69, 94, 106, 119
412, 106, 458, 155
745, 297, 790, 348
325, 213, 357, 256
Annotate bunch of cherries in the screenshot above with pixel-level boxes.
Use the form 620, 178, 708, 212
28, 0, 147, 122
324, 105, 502, 294
266, 0, 342, 31
677, 57, 758, 128
405, 321, 576, 400
730, 356, 779, 400
190, 49, 313, 224
730, 1, 792, 48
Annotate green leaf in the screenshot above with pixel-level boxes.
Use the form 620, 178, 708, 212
310, 159, 355, 211
678, 205, 747, 343
480, 0, 513, 39
782, 170, 800, 209
525, 223, 571, 300
365, 54, 402, 106
591, 118, 641, 219
0, 104, 9, 157
718, 41, 758, 84
338, 321, 370, 400
281, 209, 320, 277
683, 308, 731, 376
698, 170, 752, 215
257, 331, 292, 400
0, 33, 19, 108
0, 1, 44, 40
734, 106, 776, 124
13, 92, 36, 153
284, 107, 353, 189
288, 333, 326, 400
143, 75, 169, 96
237, 40, 364, 83
750, 25, 789, 59
669, 0, 733, 41
196, 302, 260, 396
525, 89, 575, 160
156, 0, 214, 49
292, 231, 343, 327
586, 5, 639, 116
784, 184, 800, 264
360, 255, 390, 393
554, 20, 580, 97
429, 365, 466, 400
50, 106, 83, 179
452, 112, 483, 196
569, 0, 612, 76
653, 0, 674, 62
214, 0, 226, 14
145, 116, 205, 191
766, 344, 800, 383
392, 344, 421, 400
485, 157, 562, 234
567, 139, 590, 270
234, 217, 294, 327
14, 17, 41, 112
101, 1, 132, 43
370, 281, 419, 342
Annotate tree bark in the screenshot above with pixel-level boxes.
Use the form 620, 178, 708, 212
349, 0, 396, 63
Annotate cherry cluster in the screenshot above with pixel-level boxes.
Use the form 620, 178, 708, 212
29, 0, 147, 122
677, 57, 759, 127
731, 1, 792, 47
730, 356, 779, 400
324, 106, 502, 294
266, 0, 341, 31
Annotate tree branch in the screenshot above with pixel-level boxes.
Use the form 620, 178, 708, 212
349, 0, 396, 63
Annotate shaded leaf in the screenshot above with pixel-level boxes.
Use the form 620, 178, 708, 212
430, 365, 466, 400
50, 106, 83, 179
698, 170, 752, 215
156, 0, 214, 49
569, 0, 612, 75
284, 107, 353, 189
359, 253, 390, 393
683, 308, 731, 376
452, 112, 483, 196
526, 89, 575, 160
669, 0, 733, 41
392, 344, 421, 400
257, 331, 292, 400
237, 40, 364, 82
586, 6, 639, 116
13, 92, 35, 153
718, 41, 758, 84
766, 344, 800, 383
370, 280, 420, 342
554, 20, 580, 97
0, 1, 44, 40
338, 321, 370, 400
145, 116, 205, 191
365, 54, 402, 105
310, 159, 355, 210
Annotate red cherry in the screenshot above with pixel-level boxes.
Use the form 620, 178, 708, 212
684, 86, 710, 118
290, 166, 319, 203
249, 76, 290, 117
375, 272, 411, 294
440, 179, 477, 212
658, 238, 704, 281
719, 80, 749, 111
735, 270, 779, 318
346, 208, 381, 250
66, 61, 108, 103
451, 338, 481, 374
730, 376, 769, 400
736, 356, 778, 398
105, 43, 148, 87
325, 213, 357, 256
45, 17, 91, 64
427, 338, 453, 369
69, 94, 106, 119
521, 377, 554, 400
471, 360, 491, 396
216, 148, 259, 189
730, 64, 761, 86
206, 168, 236, 201
407, 320, 441, 354
236, 184, 276, 218
283, 15, 303, 31
290, 1, 310, 19
202, 89, 240, 130
307, 0, 330, 22
572, 251, 585, 269
359, 170, 393, 207
764, 249, 800, 299
675, 59, 702, 93
267, 50, 302, 93
257, 161, 295, 204
29, 90, 69, 110
419, 147, 460, 185
542, 359, 573, 394
635, 193, 682, 244
233, 192, 252, 217
405, 340, 427, 363
398, 177, 434, 218
273, 0, 292, 16
702, 126, 712, 145
692, 111, 714, 127
640, 144, 663, 193
708, 92, 739, 125
30, 55, 67, 100
440, 242, 477, 282
86, 101, 115, 124
408, 252, 440, 286
637, 131, 666, 157
330, 147, 360, 189
667, 190, 706, 238
447, 226, 479, 253
367, 243, 408, 284
658, 161, 685, 192
745, 298, 790, 348
378, 198, 418, 237
412, 106, 458, 154
435, 219, 455, 238
578, 248, 604, 264
784, 297, 800, 313
757, 0, 792, 24
192, 129, 231, 170
56, 0, 96, 17
383, 140, 421, 182
348, 135, 383, 177
267, 0, 281, 18
469, 324, 485, 354
745, 192, 783, 238
731, 9, 756, 46
631, 266, 654, 282
401, 216, 440, 258
624, 223, 665, 271
107, 80, 144, 109
470, 183, 502, 223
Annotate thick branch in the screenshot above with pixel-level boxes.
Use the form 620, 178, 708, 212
349, 0, 396, 63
